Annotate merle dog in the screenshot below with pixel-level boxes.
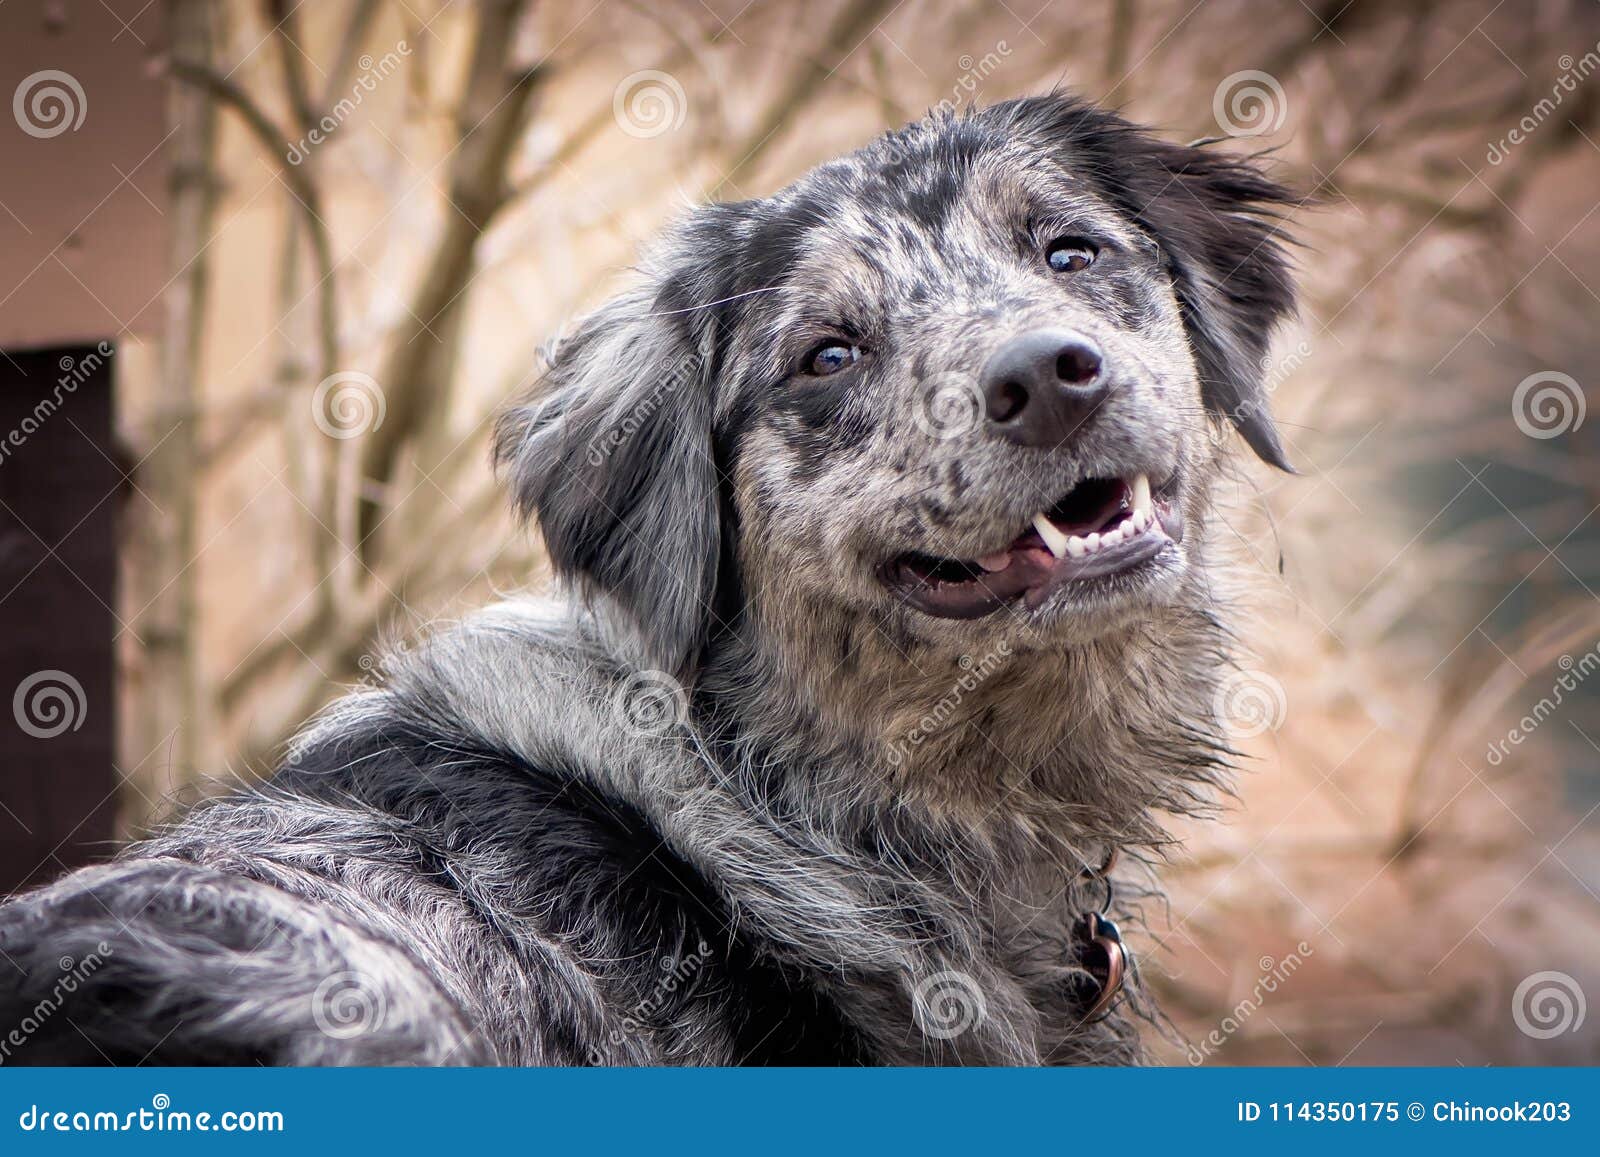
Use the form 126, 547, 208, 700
0, 92, 1296, 1066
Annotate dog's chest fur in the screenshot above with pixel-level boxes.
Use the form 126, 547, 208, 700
263, 601, 1159, 1065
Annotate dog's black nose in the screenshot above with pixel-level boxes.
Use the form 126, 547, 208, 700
979, 330, 1108, 447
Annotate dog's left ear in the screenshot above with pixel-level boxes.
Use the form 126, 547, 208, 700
495, 284, 720, 676
1136, 141, 1299, 469
1053, 100, 1300, 470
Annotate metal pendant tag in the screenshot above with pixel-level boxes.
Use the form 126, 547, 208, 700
1074, 910, 1128, 1021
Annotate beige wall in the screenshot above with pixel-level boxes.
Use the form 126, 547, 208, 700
0, 0, 166, 351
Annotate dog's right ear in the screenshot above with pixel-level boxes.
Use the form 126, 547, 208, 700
1005, 93, 1301, 471
494, 286, 720, 677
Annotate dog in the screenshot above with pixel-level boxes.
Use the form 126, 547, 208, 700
0, 92, 1296, 1066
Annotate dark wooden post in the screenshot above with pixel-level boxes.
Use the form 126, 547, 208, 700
0, 345, 119, 894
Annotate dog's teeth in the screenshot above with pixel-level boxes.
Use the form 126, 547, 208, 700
1132, 508, 1151, 531
1066, 535, 1087, 559
1131, 473, 1152, 515
1031, 513, 1071, 559
1085, 532, 1101, 552
1101, 528, 1123, 548
1118, 516, 1136, 537
977, 552, 1012, 572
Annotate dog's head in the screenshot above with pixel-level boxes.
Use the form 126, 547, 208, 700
498, 94, 1296, 679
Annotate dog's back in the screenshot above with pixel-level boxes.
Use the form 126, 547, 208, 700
5, 601, 1137, 1065
0, 602, 893, 1065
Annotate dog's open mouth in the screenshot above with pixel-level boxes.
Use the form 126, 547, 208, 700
880, 473, 1184, 619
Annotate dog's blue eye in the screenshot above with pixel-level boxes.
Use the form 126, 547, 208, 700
805, 342, 861, 376
1046, 240, 1096, 273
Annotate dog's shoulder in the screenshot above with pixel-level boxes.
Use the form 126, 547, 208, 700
0, 597, 869, 1065
262, 595, 872, 1063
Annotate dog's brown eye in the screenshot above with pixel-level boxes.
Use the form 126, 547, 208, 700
1046, 240, 1096, 273
805, 342, 861, 376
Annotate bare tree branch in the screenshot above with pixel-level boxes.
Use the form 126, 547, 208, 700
266, 0, 318, 134
168, 60, 339, 407
355, 0, 542, 565
717, 0, 900, 193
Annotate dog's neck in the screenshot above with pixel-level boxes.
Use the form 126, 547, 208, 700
695, 570, 1234, 867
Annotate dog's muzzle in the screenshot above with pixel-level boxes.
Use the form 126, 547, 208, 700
878, 471, 1184, 620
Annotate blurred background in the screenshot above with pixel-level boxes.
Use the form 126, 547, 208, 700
2, 0, 1598, 1065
